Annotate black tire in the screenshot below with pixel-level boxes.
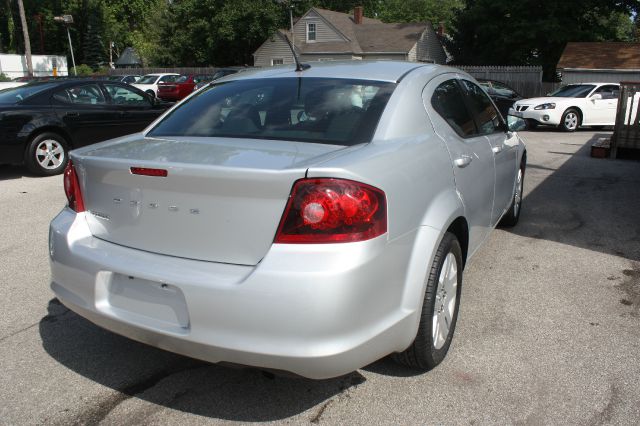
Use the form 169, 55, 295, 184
500, 162, 525, 227
146, 89, 155, 98
560, 108, 580, 132
393, 232, 463, 370
24, 132, 69, 176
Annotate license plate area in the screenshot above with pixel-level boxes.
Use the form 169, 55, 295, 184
96, 273, 190, 334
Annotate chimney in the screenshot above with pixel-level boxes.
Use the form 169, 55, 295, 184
437, 22, 445, 36
354, 6, 363, 25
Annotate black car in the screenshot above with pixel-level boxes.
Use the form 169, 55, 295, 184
0, 80, 170, 175
477, 79, 523, 118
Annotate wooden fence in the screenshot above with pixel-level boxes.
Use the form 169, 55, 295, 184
112, 64, 556, 98
456, 66, 546, 98
611, 81, 640, 158
109, 67, 236, 76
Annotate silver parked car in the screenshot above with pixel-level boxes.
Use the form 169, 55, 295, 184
50, 61, 527, 379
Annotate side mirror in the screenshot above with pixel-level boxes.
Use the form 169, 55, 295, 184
507, 113, 527, 132
590, 93, 602, 101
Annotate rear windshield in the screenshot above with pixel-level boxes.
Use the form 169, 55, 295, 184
0, 83, 58, 103
148, 77, 395, 145
549, 84, 595, 98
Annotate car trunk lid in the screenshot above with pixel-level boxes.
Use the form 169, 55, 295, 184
74, 136, 353, 265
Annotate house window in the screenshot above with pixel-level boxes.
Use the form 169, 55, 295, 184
307, 23, 316, 42
271, 58, 284, 66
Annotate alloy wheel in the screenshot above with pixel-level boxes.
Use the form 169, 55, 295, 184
432, 252, 458, 349
35, 139, 65, 170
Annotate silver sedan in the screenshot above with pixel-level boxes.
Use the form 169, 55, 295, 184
49, 61, 526, 379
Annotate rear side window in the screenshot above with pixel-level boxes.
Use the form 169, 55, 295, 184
460, 80, 502, 135
148, 77, 396, 146
104, 84, 151, 107
431, 80, 476, 137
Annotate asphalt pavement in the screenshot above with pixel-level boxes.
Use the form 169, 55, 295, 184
1, 129, 639, 425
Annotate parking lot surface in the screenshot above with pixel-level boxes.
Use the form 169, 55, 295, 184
1, 129, 639, 425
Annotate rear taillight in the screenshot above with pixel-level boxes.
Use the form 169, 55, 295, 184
63, 160, 85, 212
275, 178, 387, 244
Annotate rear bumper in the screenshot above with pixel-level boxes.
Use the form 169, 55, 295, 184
49, 208, 432, 379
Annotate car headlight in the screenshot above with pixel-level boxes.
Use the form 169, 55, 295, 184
534, 103, 556, 110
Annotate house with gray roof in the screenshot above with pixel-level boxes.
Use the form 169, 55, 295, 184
253, 7, 447, 67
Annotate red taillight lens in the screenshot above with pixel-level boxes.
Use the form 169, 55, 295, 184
275, 178, 387, 243
63, 160, 85, 212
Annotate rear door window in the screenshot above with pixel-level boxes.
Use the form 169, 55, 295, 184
459, 80, 503, 135
104, 84, 151, 107
431, 79, 477, 137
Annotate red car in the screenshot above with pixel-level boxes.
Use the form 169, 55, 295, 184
157, 74, 213, 101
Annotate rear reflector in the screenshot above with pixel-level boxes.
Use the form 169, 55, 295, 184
275, 178, 387, 244
130, 167, 168, 177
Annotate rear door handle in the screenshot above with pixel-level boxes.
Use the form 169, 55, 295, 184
492, 145, 503, 154
454, 155, 473, 168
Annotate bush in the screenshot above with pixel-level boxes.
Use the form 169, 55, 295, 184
93, 66, 111, 77
74, 64, 94, 77
0, 73, 11, 82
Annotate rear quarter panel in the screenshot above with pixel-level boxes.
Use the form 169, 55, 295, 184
306, 68, 464, 347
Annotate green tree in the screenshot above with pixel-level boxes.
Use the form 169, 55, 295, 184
83, 2, 106, 69
376, 0, 463, 27
156, 0, 286, 66
449, 0, 639, 80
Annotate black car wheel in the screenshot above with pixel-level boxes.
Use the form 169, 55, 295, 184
393, 232, 463, 370
146, 89, 155, 98
24, 132, 69, 176
500, 161, 525, 227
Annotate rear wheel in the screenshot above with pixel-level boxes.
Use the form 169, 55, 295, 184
146, 89, 155, 98
24, 132, 69, 176
561, 108, 580, 132
393, 232, 463, 370
500, 162, 525, 227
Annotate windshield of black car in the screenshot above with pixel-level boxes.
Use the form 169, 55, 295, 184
148, 77, 396, 146
137, 75, 159, 84
0, 83, 59, 103
549, 84, 596, 98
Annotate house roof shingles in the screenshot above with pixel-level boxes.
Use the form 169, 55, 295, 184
557, 42, 640, 70
294, 7, 428, 56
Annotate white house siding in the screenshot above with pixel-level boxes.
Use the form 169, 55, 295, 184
408, 44, 417, 62
253, 36, 295, 67
299, 53, 353, 62
295, 10, 345, 43
415, 30, 446, 64
561, 70, 640, 84
0, 54, 68, 78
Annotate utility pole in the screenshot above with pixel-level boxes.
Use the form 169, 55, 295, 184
17, 0, 33, 77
